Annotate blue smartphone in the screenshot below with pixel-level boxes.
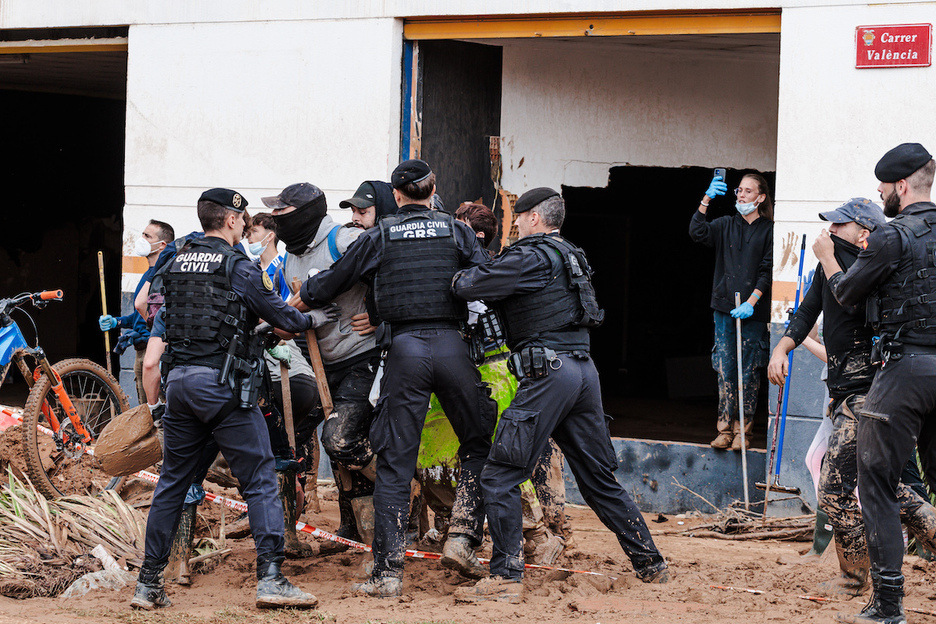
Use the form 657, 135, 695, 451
714, 167, 726, 181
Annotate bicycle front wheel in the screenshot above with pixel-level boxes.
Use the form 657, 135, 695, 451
21, 358, 129, 499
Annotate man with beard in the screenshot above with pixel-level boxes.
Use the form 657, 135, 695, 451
292, 160, 494, 598
263, 183, 383, 556
340, 180, 397, 231
769, 198, 936, 601
824, 143, 936, 624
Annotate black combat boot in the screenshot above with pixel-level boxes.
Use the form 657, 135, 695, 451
836, 573, 906, 624
165, 504, 197, 585
319, 469, 361, 554
255, 554, 318, 609
130, 563, 171, 610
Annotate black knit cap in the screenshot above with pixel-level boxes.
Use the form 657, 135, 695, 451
199, 188, 247, 212
514, 187, 560, 213
391, 159, 432, 189
874, 143, 933, 183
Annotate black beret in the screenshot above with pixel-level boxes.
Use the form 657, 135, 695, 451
514, 187, 560, 213
391, 159, 432, 189
199, 188, 247, 212
874, 143, 933, 183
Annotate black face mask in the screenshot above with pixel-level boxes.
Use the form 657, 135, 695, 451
272, 196, 327, 254
830, 233, 862, 271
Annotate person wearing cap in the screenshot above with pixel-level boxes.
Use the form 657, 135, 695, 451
262, 182, 384, 559
769, 199, 936, 598
690, 172, 774, 451
823, 144, 936, 624
340, 180, 397, 230
292, 159, 493, 598
99, 219, 175, 405
131, 188, 340, 612
451, 187, 668, 603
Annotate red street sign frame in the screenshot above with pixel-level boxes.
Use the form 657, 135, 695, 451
856, 23, 932, 68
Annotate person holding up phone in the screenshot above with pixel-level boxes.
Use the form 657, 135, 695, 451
689, 170, 774, 450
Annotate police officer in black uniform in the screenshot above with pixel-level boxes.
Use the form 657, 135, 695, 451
131, 188, 339, 612
451, 188, 668, 603
293, 160, 494, 598
827, 144, 936, 624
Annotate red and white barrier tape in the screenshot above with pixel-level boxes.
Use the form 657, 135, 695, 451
14, 411, 617, 580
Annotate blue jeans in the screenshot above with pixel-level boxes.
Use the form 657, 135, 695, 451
712, 310, 768, 435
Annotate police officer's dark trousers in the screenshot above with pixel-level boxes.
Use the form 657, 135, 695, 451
370, 327, 493, 579
481, 353, 664, 580
143, 366, 284, 569
857, 351, 936, 577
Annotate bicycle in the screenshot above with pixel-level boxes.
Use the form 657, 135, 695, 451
0, 289, 129, 499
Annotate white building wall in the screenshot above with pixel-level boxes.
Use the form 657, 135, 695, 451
498, 38, 779, 192
772, 4, 936, 318
120, 18, 402, 288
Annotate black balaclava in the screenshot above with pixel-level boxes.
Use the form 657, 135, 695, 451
273, 194, 328, 254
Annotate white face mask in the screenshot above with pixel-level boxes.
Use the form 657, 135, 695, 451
133, 236, 155, 257
735, 201, 758, 216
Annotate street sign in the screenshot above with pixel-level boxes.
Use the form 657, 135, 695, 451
856, 23, 931, 68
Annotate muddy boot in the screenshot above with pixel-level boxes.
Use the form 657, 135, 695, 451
351, 495, 376, 579
820, 541, 869, 597
454, 576, 523, 604
710, 432, 734, 449
278, 469, 313, 559
636, 560, 670, 584
351, 575, 403, 598
320, 488, 360, 554
523, 525, 565, 566
730, 419, 752, 451
255, 554, 317, 609
836, 573, 906, 624
806, 508, 834, 557
164, 504, 197, 585
441, 534, 487, 579
130, 564, 171, 610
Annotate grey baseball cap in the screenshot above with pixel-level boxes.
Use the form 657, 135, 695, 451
820, 197, 886, 231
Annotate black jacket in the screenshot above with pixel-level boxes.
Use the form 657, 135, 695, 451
689, 211, 773, 323
784, 236, 875, 399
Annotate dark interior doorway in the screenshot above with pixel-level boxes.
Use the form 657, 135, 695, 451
562, 166, 775, 446
417, 40, 502, 215
0, 89, 125, 401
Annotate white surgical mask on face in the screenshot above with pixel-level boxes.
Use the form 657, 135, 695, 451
248, 240, 266, 255
133, 236, 155, 257
735, 201, 758, 216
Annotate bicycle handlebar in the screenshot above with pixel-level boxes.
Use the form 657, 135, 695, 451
39, 290, 64, 301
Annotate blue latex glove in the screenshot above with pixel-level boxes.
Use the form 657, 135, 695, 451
98, 314, 118, 331
730, 302, 755, 319
705, 176, 728, 198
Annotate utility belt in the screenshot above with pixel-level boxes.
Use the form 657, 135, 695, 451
506, 346, 589, 380
870, 338, 936, 368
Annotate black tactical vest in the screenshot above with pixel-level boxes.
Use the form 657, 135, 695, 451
161, 237, 256, 368
498, 233, 604, 351
373, 208, 467, 325
876, 208, 936, 346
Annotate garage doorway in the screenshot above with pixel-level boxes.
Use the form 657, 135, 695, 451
0, 28, 128, 404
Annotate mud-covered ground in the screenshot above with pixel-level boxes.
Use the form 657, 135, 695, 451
2, 483, 936, 624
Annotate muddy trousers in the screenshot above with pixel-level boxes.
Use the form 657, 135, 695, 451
267, 373, 321, 464
142, 366, 284, 570
370, 328, 495, 579
857, 352, 936, 578
481, 354, 664, 581
711, 311, 767, 434
819, 393, 936, 576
